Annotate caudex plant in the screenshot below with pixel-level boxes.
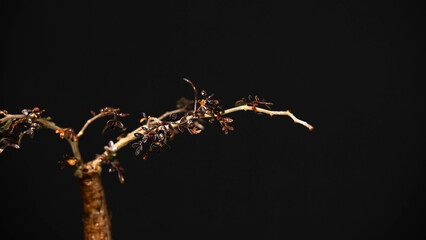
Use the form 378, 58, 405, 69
0, 78, 314, 240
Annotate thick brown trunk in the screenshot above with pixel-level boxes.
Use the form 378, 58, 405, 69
79, 170, 112, 240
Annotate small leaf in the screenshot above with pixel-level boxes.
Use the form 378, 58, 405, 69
116, 121, 124, 129
235, 100, 246, 107
180, 116, 188, 123
135, 146, 142, 156
169, 113, 177, 121
163, 144, 170, 151
57, 160, 66, 169
142, 134, 149, 143
178, 125, 185, 133
118, 172, 125, 184
132, 142, 140, 148
9, 143, 20, 149
117, 112, 130, 117
107, 119, 115, 127
222, 117, 233, 123
66, 159, 77, 166
134, 133, 143, 138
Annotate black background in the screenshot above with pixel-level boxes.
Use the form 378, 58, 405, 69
1, 1, 425, 239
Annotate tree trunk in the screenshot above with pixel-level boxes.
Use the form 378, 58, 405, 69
79, 170, 112, 240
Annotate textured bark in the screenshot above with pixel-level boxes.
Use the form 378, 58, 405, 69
79, 171, 112, 240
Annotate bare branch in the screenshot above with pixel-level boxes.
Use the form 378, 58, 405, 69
0, 114, 25, 124
35, 118, 83, 162
222, 105, 314, 131
183, 78, 198, 113
77, 112, 105, 138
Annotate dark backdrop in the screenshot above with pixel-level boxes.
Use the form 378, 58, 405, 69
1, 1, 425, 239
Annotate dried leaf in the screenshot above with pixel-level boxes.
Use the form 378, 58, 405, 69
66, 159, 76, 166
117, 171, 125, 184
134, 133, 143, 138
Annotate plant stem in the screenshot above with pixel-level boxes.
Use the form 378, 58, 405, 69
79, 166, 112, 240
36, 118, 84, 163
37, 118, 111, 239
222, 105, 314, 130
77, 112, 105, 137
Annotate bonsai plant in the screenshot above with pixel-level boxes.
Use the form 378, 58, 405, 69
0, 78, 313, 240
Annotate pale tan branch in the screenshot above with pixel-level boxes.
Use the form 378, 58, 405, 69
77, 113, 105, 138
36, 118, 83, 162
0, 114, 25, 124
222, 105, 314, 131
93, 105, 313, 163
36, 118, 61, 131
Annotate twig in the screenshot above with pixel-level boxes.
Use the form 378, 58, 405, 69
183, 78, 198, 113
222, 105, 314, 131
77, 112, 105, 138
36, 118, 83, 162
0, 114, 25, 124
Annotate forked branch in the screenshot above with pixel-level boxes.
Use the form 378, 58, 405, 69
77, 107, 129, 138
0, 109, 82, 164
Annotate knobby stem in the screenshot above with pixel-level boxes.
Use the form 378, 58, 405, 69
79, 166, 112, 240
